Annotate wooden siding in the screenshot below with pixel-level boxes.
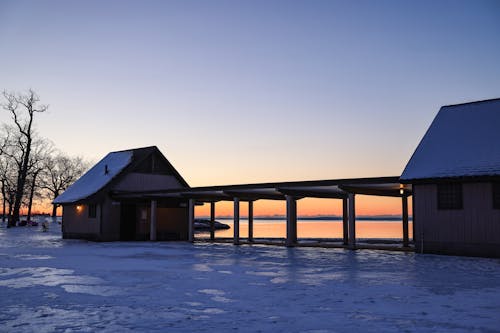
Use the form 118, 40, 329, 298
100, 197, 121, 240
62, 203, 101, 240
134, 152, 172, 174
112, 173, 185, 192
61, 197, 187, 241
414, 182, 500, 257
157, 207, 188, 240
123, 204, 188, 241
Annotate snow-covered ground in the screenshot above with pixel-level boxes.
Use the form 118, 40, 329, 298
1, 224, 500, 333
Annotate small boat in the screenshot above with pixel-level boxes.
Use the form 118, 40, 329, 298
194, 219, 230, 230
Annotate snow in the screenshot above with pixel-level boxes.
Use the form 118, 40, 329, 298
1, 224, 500, 332
401, 99, 500, 181
53, 151, 133, 204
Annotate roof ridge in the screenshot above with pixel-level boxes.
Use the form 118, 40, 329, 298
442, 98, 500, 109
110, 146, 158, 154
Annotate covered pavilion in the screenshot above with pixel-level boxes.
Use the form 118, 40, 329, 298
112, 176, 412, 250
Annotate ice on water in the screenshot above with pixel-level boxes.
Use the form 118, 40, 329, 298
1, 224, 500, 332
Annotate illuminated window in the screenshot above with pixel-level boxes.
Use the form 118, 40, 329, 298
493, 183, 500, 209
88, 204, 97, 219
437, 183, 463, 210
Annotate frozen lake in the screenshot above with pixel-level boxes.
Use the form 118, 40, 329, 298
197, 218, 414, 239
1, 224, 500, 332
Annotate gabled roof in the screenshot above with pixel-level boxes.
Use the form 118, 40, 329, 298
53, 146, 188, 204
401, 98, 500, 182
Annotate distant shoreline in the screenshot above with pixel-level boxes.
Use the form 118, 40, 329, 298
12, 214, 411, 221
199, 215, 413, 221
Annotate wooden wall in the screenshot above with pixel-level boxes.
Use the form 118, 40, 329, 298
157, 207, 188, 240
112, 173, 185, 192
129, 203, 188, 241
62, 198, 188, 242
414, 182, 500, 257
100, 197, 122, 241
62, 203, 101, 240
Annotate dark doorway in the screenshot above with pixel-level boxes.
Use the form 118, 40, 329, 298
120, 204, 136, 240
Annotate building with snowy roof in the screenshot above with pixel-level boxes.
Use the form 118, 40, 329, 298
401, 98, 500, 257
53, 146, 190, 241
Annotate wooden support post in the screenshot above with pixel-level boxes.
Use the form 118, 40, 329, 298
402, 195, 409, 247
233, 198, 240, 245
150, 200, 157, 241
411, 193, 416, 244
188, 199, 195, 243
210, 202, 215, 241
348, 193, 356, 249
342, 197, 348, 245
248, 201, 254, 243
286, 195, 297, 247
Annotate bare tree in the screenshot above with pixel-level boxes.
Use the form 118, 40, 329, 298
24, 137, 54, 222
0, 155, 17, 223
41, 153, 88, 219
0, 148, 18, 224
0, 129, 9, 223
1, 89, 48, 226
0, 125, 20, 224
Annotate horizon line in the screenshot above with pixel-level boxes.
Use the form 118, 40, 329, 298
197, 214, 412, 220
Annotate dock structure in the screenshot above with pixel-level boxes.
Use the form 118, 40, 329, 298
114, 176, 412, 250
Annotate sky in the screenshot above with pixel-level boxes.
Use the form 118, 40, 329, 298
1, 0, 500, 216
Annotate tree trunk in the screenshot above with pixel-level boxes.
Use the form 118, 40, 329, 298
51, 189, 59, 219
1, 182, 5, 223
7, 200, 13, 227
52, 204, 58, 219
26, 172, 38, 222
11, 138, 31, 227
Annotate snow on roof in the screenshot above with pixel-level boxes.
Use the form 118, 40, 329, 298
401, 99, 500, 181
53, 150, 133, 204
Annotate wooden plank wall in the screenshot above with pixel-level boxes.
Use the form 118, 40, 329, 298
414, 182, 500, 254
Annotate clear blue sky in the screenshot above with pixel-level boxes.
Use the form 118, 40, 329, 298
1, 0, 499, 186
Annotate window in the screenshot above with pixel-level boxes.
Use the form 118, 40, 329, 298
88, 204, 97, 219
437, 183, 463, 210
493, 183, 500, 209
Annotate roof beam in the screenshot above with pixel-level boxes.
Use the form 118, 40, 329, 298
339, 185, 409, 197
179, 192, 233, 202
222, 190, 286, 201
277, 188, 348, 199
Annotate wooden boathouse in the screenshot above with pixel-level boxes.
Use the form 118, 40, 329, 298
53, 146, 190, 241
401, 98, 500, 257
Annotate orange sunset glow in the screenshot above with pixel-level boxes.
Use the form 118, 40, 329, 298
18, 204, 56, 216
195, 195, 411, 218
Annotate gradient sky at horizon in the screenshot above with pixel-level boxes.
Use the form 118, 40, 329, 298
1, 0, 500, 215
